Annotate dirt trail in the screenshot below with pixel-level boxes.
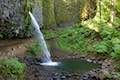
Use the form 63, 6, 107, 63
0, 38, 32, 57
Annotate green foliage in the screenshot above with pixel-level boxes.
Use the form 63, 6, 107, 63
26, 41, 41, 57
111, 38, 120, 44
106, 72, 120, 80
111, 44, 120, 60
23, 0, 33, 36
100, 26, 114, 39
43, 30, 57, 39
24, 0, 32, 27
101, 0, 111, 22
93, 41, 110, 54
115, 64, 120, 72
99, 26, 120, 58
115, 0, 120, 16
0, 58, 26, 80
44, 24, 98, 53
100, 26, 120, 39
113, 17, 120, 27
44, 22, 120, 59
43, 0, 120, 60
42, 0, 56, 27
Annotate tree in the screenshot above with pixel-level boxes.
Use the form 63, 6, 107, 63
110, 0, 116, 26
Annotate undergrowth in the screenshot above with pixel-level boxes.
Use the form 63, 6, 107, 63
44, 23, 120, 59
0, 58, 26, 80
25, 40, 41, 57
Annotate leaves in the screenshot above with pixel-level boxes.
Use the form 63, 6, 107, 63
93, 41, 110, 54
25, 41, 41, 57
0, 58, 26, 80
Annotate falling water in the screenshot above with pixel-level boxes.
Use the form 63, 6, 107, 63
29, 12, 59, 66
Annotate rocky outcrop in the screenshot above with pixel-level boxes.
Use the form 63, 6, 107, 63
0, 0, 32, 39
42, 0, 56, 28
54, 0, 81, 27
0, 0, 97, 39
41, 0, 97, 28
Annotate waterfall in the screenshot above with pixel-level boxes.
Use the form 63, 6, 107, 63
29, 12, 51, 62
29, 12, 59, 66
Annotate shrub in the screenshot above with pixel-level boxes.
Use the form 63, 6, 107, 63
56, 24, 98, 53
110, 38, 120, 60
108, 64, 120, 79
105, 72, 120, 80
93, 41, 110, 55
26, 41, 41, 57
0, 58, 26, 80
100, 26, 114, 40
115, 64, 120, 71
44, 23, 120, 59
111, 44, 120, 60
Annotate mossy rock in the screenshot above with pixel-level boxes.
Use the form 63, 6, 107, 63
42, 0, 56, 28
54, 0, 81, 27
0, 0, 33, 39
41, 0, 97, 28
0, 0, 97, 38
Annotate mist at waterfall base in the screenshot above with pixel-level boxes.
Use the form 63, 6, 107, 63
29, 12, 59, 66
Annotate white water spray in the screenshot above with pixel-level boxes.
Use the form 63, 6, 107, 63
29, 12, 59, 66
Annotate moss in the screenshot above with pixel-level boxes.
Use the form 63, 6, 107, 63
0, 0, 34, 39
41, 0, 97, 28
23, 0, 88, 28
54, 0, 81, 26
42, 0, 56, 28
23, 0, 33, 33
43, 24, 99, 53
0, 58, 26, 80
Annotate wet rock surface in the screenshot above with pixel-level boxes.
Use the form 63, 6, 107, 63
0, 0, 31, 38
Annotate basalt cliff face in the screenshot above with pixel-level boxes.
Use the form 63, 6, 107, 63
0, 0, 32, 39
42, 0, 97, 28
0, 0, 97, 39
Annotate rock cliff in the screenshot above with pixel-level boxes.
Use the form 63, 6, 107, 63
0, 0, 97, 39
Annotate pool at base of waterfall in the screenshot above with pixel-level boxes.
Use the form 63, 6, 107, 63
39, 62, 60, 66
38, 59, 100, 73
